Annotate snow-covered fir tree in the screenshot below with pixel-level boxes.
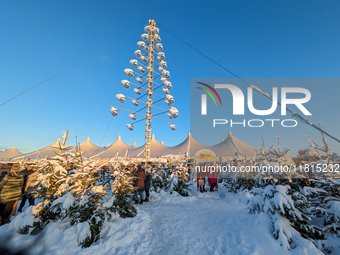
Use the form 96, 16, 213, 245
248, 184, 323, 251
305, 124, 333, 165
151, 165, 169, 192
321, 198, 340, 237
61, 150, 108, 248
269, 131, 291, 165
20, 133, 112, 248
307, 179, 340, 247
107, 164, 137, 218
222, 156, 257, 193
169, 163, 190, 197
224, 177, 256, 193
33, 135, 73, 230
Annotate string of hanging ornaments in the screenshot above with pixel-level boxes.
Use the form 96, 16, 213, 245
110, 20, 179, 162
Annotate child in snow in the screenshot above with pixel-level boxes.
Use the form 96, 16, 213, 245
198, 176, 206, 193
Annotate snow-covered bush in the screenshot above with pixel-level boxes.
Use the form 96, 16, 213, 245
151, 167, 169, 192
168, 163, 190, 197
223, 178, 256, 193
60, 152, 108, 248
322, 200, 340, 236
314, 179, 340, 198
248, 184, 323, 251
307, 179, 340, 239
32, 152, 71, 230
17, 148, 110, 248
221, 155, 259, 193
107, 166, 137, 218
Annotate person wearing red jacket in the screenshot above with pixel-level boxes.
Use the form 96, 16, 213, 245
207, 165, 217, 192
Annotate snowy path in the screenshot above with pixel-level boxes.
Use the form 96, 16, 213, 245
0, 187, 322, 255
117, 188, 321, 255
138, 191, 257, 255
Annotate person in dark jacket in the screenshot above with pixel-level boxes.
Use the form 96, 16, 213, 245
144, 169, 152, 202
0, 171, 8, 182
0, 163, 25, 225
134, 165, 146, 204
18, 167, 38, 212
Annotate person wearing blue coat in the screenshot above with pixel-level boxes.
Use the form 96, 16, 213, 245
164, 167, 169, 178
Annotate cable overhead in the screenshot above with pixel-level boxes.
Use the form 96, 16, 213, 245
98, 116, 113, 148
0, 25, 145, 107
159, 25, 252, 86
160, 24, 340, 145
162, 33, 236, 157
97, 75, 134, 152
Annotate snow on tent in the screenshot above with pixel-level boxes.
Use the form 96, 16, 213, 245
70, 137, 104, 158
91, 135, 133, 159
13, 138, 71, 160
0, 146, 23, 160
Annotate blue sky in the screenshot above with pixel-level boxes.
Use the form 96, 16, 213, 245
1, 0, 340, 157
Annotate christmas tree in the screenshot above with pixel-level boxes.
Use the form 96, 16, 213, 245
20, 133, 110, 248
151, 165, 169, 192
107, 164, 137, 218
248, 184, 323, 251
169, 163, 190, 197
61, 150, 108, 248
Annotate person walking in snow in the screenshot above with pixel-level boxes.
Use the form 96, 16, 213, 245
198, 176, 206, 192
164, 164, 169, 178
0, 163, 25, 225
18, 166, 38, 212
134, 165, 146, 204
198, 170, 207, 193
207, 165, 218, 192
144, 168, 152, 202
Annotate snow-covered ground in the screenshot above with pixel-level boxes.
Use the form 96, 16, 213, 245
0, 185, 323, 255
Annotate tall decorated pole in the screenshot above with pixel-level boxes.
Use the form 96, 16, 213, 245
144, 20, 156, 162
110, 20, 178, 163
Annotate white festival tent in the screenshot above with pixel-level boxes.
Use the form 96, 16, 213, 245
0, 146, 23, 160
70, 137, 105, 158
91, 135, 134, 159
9, 131, 257, 162
90, 135, 136, 158
126, 134, 169, 159
125, 131, 257, 159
